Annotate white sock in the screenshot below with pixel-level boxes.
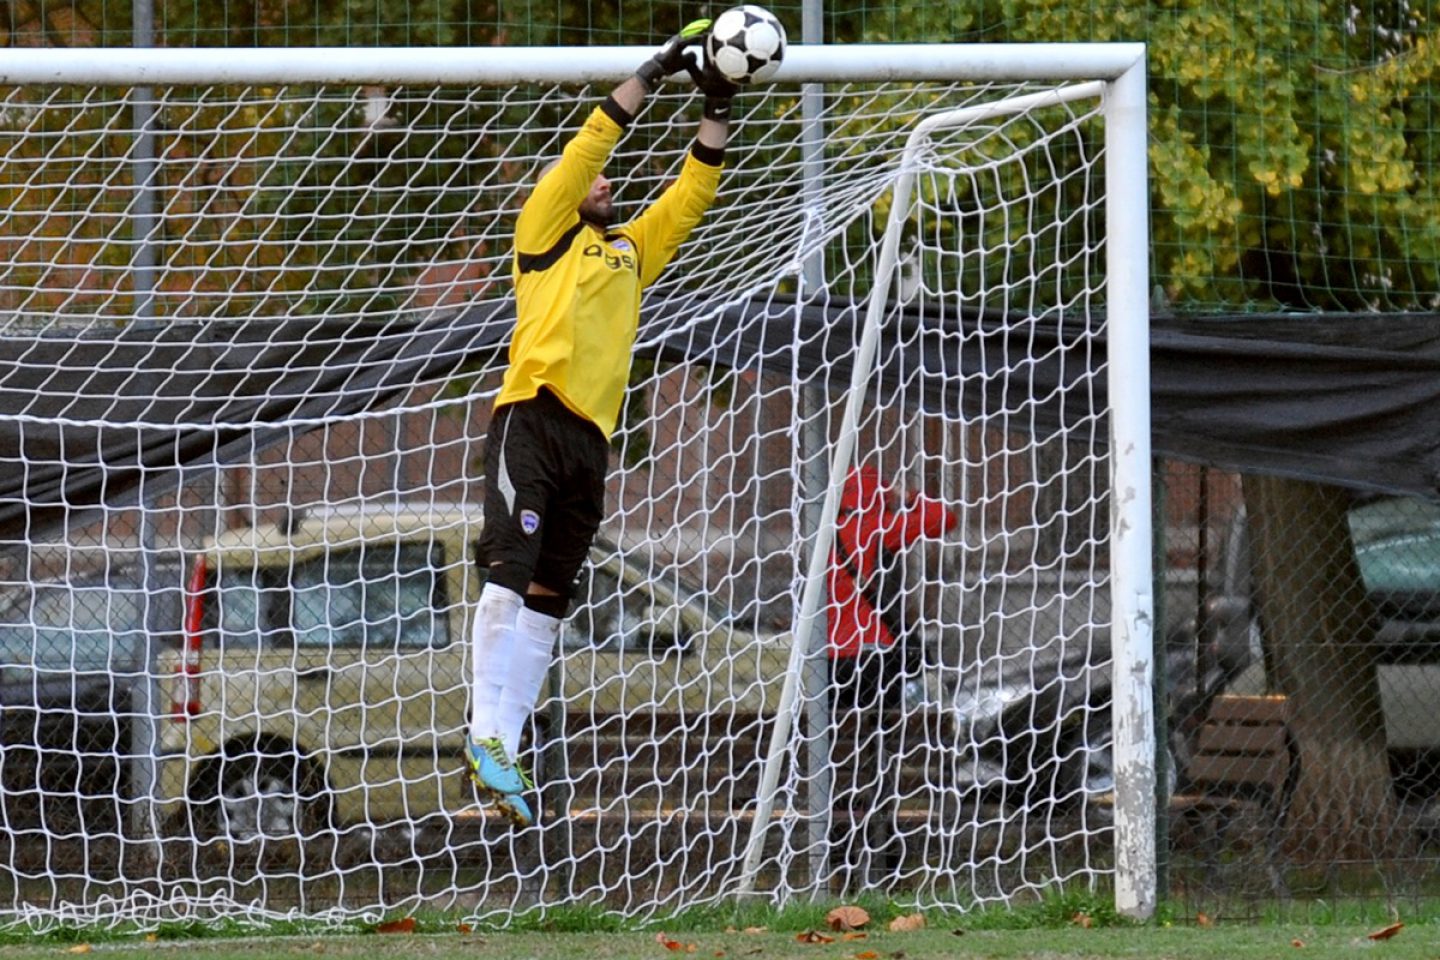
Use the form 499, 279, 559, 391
497, 606, 561, 756
469, 582, 523, 742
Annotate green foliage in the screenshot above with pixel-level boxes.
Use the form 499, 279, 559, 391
7, 0, 1436, 316
840, 0, 1440, 312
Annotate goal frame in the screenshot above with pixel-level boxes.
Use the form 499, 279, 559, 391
0, 42, 1154, 919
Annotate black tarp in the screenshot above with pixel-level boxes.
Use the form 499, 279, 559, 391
643, 295, 1440, 501
1, 294, 1437, 545
0, 306, 512, 545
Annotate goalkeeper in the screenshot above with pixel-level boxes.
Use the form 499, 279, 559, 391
464, 22, 737, 827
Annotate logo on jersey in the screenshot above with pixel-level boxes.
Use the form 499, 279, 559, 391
583, 243, 636, 272
611, 238, 632, 252
519, 509, 540, 535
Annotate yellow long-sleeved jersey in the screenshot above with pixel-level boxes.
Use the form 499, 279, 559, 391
497, 97, 723, 438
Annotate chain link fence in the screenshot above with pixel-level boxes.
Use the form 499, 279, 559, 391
1157, 462, 1440, 910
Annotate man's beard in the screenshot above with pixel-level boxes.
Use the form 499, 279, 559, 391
579, 197, 614, 227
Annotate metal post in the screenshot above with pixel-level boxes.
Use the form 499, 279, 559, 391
797, 0, 833, 900
1104, 55, 1157, 921
131, 0, 157, 324
129, 482, 168, 849
125, 0, 163, 858
1151, 460, 1170, 900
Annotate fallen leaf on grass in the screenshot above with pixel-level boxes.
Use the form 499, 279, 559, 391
144, 934, 159, 943
886, 914, 925, 933
66, 947, 92, 955
742, 927, 767, 935
1291, 939, 1305, 948
1367, 922, 1403, 941
1071, 912, 1093, 929
826, 906, 871, 931
376, 917, 416, 935
655, 933, 697, 952
456, 923, 473, 934
855, 952, 879, 960
840, 932, 868, 942
796, 930, 836, 944
1196, 912, 1214, 928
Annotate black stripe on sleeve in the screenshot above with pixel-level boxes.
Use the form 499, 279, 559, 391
517, 221, 585, 274
601, 96, 635, 129
690, 141, 725, 167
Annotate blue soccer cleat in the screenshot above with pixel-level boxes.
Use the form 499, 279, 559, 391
492, 791, 535, 828
466, 735, 534, 826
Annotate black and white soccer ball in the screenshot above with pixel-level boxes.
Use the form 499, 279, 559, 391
706, 4, 787, 85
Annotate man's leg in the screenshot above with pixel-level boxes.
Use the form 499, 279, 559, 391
496, 589, 566, 758
492, 394, 606, 766
828, 654, 867, 891
469, 581, 523, 747
865, 641, 915, 881
466, 576, 538, 825
469, 399, 557, 825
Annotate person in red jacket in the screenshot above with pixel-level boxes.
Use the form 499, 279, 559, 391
827, 465, 957, 882
828, 465, 957, 709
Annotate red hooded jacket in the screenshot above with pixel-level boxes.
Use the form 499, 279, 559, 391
827, 467, 958, 659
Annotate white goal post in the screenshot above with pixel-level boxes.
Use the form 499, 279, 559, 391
0, 43, 1152, 928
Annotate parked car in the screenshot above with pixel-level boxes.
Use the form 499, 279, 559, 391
0, 570, 175, 844
931, 643, 1119, 812
154, 504, 791, 841
1168, 494, 1440, 807
159, 501, 1209, 845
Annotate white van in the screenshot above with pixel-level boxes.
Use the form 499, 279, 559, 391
154, 505, 790, 841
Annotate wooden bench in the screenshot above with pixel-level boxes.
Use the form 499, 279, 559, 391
1172, 694, 1301, 894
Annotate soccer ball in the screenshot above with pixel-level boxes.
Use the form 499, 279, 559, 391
706, 5, 787, 85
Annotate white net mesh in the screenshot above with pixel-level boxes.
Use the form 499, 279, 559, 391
0, 57, 1130, 927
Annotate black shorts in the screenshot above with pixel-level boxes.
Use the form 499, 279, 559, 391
476, 388, 609, 597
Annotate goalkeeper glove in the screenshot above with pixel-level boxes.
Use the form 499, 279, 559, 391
635, 19, 712, 91
687, 52, 739, 123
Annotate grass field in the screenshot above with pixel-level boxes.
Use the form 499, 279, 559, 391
3, 894, 1437, 960
0, 925, 1436, 960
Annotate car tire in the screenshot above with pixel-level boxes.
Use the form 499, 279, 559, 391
184, 741, 335, 874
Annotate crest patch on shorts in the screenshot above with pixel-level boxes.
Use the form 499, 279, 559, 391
519, 509, 541, 535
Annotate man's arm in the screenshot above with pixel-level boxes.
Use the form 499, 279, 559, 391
514, 26, 709, 258
881, 493, 959, 552
608, 76, 647, 119
622, 139, 724, 287
514, 108, 623, 257
697, 114, 729, 152
621, 61, 735, 286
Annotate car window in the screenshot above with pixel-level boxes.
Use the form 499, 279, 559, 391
469, 540, 700, 650
0, 582, 147, 669
564, 566, 631, 649
210, 569, 269, 649
591, 539, 739, 626
290, 541, 448, 649
1348, 497, 1440, 599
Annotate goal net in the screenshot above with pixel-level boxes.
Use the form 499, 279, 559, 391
0, 45, 1152, 928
